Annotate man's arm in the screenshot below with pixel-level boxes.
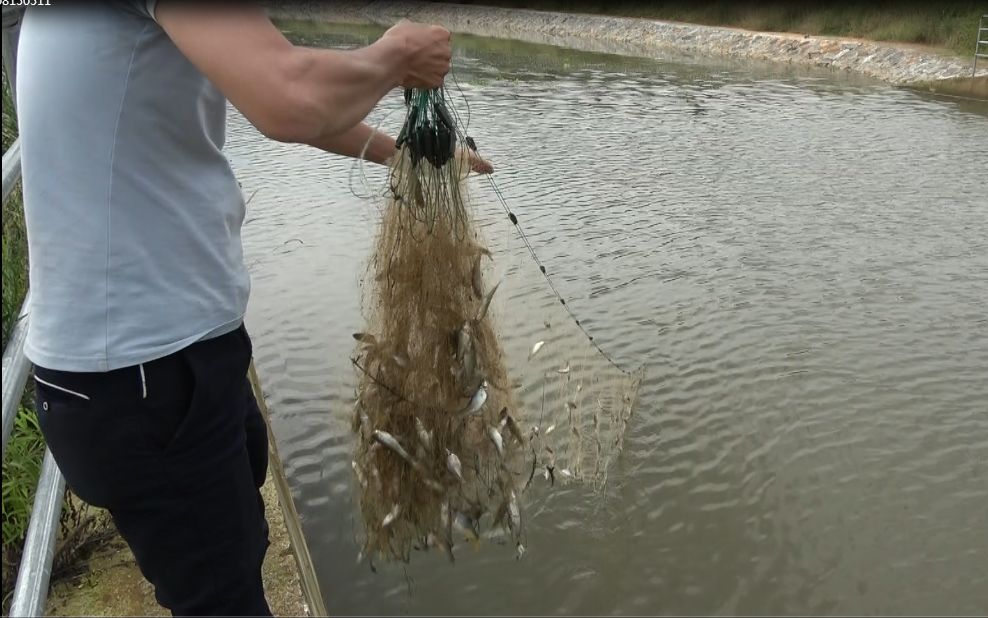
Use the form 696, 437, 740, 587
154, 3, 451, 144
311, 122, 397, 165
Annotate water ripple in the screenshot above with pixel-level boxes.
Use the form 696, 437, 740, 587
229, 22, 988, 616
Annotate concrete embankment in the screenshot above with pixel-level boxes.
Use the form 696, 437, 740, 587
272, 0, 988, 99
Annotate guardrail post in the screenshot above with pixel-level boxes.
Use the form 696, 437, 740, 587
9, 449, 66, 618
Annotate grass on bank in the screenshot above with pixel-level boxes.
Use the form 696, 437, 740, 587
2, 68, 27, 348
1, 61, 42, 612
447, 0, 985, 57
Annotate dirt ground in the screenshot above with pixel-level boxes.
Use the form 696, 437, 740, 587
44, 468, 310, 617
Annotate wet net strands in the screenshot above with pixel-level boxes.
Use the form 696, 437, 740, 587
348, 84, 644, 570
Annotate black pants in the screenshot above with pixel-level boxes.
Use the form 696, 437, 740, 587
35, 326, 272, 617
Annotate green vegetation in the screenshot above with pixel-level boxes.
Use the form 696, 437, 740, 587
449, 1, 984, 57
1, 62, 43, 611
2, 67, 27, 347
1, 406, 45, 559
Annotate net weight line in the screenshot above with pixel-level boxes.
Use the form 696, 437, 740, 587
466, 136, 638, 377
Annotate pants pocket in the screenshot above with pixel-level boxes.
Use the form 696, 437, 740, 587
35, 379, 134, 506
34, 375, 91, 404
140, 359, 197, 453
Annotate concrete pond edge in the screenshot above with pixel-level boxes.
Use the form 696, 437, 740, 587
269, 0, 988, 100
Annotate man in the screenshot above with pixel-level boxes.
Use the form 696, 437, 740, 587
17, 3, 490, 615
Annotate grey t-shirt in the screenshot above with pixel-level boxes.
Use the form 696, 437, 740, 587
18, 1, 250, 372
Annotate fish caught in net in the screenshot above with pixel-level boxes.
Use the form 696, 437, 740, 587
349, 83, 644, 569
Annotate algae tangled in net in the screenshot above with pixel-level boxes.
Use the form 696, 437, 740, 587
350, 117, 528, 565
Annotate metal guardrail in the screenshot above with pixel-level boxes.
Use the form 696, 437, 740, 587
1, 287, 30, 451
1, 136, 21, 203
9, 450, 65, 618
1, 139, 29, 452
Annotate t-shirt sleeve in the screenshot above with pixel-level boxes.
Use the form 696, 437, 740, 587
123, 0, 159, 22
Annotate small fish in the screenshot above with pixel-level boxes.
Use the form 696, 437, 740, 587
446, 449, 464, 482
491, 500, 509, 529
422, 478, 444, 493
459, 380, 489, 417
351, 460, 367, 488
471, 253, 485, 299
559, 468, 574, 479
476, 279, 502, 322
558, 363, 571, 374
543, 467, 550, 481
352, 332, 378, 346
427, 532, 455, 563
459, 346, 478, 393
545, 424, 556, 435
504, 414, 525, 445
372, 430, 416, 466
577, 382, 583, 392
453, 512, 480, 543
487, 426, 505, 457
455, 322, 478, 389
507, 490, 522, 534
414, 417, 433, 452
529, 340, 545, 359
359, 411, 373, 441
456, 322, 473, 361
440, 502, 450, 531
516, 543, 526, 560
468, 242, 492, 259
382, 503, 401, 527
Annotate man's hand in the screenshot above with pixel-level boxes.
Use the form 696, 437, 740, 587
382, 20, 452, 89
466, 149, 494, 175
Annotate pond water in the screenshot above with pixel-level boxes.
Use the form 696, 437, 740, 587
226, 21, 988, 615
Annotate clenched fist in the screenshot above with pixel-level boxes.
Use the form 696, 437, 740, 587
381, 20, 452, 89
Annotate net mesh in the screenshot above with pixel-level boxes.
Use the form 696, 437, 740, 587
349, 85, 644, 568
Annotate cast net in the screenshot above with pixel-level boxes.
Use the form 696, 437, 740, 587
349, 85, 644, 568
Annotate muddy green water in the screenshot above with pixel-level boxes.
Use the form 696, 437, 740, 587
226, 21, 988, 615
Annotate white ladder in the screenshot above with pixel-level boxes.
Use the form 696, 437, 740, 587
975, 14, 988, 77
